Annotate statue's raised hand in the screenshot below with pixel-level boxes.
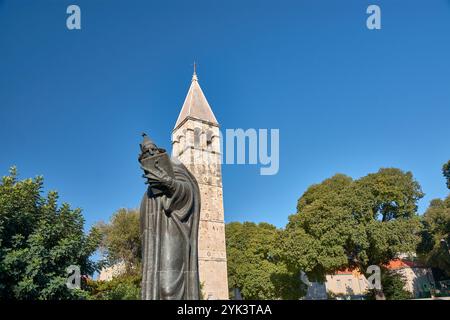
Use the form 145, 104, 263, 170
142, 161, 175, 194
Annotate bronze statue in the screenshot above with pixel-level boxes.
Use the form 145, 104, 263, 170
139, 133, 200, 300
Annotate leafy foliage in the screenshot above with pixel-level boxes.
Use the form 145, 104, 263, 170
226, 222, 305, 299
443, 160, 450, 190
281, 168, 423, 282
366, 269, 412, 300
0, 167, 100, 299
418, 196, 450, 276
417, 161, 450, 276
96, 208, 141, 273
88, 208, 142, 300
86, 273, 141, 300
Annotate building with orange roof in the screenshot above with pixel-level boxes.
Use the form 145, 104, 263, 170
303, 259, 436, 299
385, 259, 435, 298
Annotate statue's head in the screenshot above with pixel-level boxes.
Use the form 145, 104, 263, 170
140, 133, 166, 159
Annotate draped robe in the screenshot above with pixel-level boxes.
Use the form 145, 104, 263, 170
140, 162, 200, 300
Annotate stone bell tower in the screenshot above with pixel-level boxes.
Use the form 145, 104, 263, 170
171, 68, 229, 299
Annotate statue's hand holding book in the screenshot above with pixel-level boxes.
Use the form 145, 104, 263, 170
139, 133, 176, 196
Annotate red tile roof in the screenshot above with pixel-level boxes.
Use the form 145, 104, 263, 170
330, 259, 426, 275
385, 259, 421, 270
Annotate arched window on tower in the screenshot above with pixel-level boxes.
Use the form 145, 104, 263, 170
206, 130, 213, 150
194, 127, 201, 148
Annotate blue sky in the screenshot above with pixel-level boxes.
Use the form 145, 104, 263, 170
1, 0, 449, 230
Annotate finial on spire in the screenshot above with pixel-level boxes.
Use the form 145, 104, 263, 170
192, 61, 198, 82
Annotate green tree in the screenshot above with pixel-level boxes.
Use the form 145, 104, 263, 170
89, 208, 142, 300
282, 174, 359, 282
443, 160, 450, 190
96, 208, 141, 274
86, 273, 141, 300
226, 222, 304, 300
281, 168, 423, 296
0, 167, 100, 299
366, 269, 412, 300
418, 196, 450, 276
417, 161, 450, 277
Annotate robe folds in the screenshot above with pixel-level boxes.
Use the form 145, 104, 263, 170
140, 162, 200, 300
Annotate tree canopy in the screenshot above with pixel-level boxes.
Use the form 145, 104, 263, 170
366, 269, 412, 300
226, 222, 305, 299
96, 208, 141, 274
416, 160, 450, 276
86, 273, 141, 300
418, 195, 450, 276
0, 167, 100, 299
443, 160, 450, 190
281, 168, 423, 282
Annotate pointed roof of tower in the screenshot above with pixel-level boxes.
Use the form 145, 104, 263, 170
174, 66, 218, 131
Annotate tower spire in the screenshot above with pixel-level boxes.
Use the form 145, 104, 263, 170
174, 65, 218, 130
192, 61, 198, 82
